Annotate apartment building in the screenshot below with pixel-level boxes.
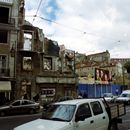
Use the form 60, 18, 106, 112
75, 50, 124, 85
0, 0, 23, 105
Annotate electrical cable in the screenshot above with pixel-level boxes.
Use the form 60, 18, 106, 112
32, 0, 43, 24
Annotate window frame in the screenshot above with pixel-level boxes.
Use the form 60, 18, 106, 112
90, 101, 103, 115
76, 103, 92, 119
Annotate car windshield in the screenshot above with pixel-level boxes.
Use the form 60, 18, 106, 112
104, 93, 112, 97
42, 104, 76, 122
120, 93, 129, 97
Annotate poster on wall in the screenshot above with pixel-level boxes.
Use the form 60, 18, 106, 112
95, 68, 112, 84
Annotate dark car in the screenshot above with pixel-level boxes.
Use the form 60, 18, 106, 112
57, 96, 74, 102
0, 99, 40, 116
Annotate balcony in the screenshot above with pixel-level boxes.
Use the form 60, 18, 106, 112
0, 0, 13, 5
0, 18, 15, 30
0, 68, 10, 77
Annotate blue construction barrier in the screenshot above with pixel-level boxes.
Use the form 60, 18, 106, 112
78, 84, 122, 98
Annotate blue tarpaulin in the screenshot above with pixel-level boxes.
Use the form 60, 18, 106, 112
78, 84, 122, 98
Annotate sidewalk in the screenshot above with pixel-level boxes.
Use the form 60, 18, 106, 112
118, 124, 129, 130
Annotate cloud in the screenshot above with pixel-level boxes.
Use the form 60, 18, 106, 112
25, 0, 130, 58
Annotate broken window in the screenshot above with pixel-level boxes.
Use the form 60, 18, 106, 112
23, 57, 32, 71
0, 7, 9, 24
0, 31, 8, 43
23, 31, 33, 51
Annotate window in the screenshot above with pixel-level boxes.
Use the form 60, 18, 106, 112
91, 101, 103, 115
23, 31, 33, 51
0, 31, 8, 43
0, 55, 6, 73
76, 103, 92, 119
0, 7, 9, 24
23, 57, 32, 71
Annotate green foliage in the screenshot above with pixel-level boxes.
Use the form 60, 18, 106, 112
124, 61, 130, 73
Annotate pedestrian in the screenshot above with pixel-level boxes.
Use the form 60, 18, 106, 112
83, 92, 88, 98
78, 92, 83, 99
115, 88, 119, 96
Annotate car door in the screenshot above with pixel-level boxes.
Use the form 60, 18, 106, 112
90, 101, 109, 130
21, 100, 33, 114
74, 103, 95, 130
10, 100, 21, 115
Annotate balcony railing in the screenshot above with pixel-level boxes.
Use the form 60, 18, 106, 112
0, 0, 13, 4
0, 68, 10, 76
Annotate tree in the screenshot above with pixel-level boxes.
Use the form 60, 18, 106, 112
124, 61, 130, 73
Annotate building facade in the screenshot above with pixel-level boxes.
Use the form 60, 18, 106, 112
0, 0, 22, 105
14, 1, 77, 102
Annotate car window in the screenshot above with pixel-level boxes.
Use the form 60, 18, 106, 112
22, 100, 34, 105
76, 103, 92, 118
91, 101, 103, 115
121, 93, 130, 97
22, 101, 29, 105
12, 101, 21, 106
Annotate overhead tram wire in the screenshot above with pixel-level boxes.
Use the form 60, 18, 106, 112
32, 0, 43, 24
24, 15, 123, 43
37, 15, 122, 42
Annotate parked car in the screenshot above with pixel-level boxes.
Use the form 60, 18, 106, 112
57, 96, 74, 102
116, 90, 130, 105
0, 99, 41, 116
103, 93, 117, 103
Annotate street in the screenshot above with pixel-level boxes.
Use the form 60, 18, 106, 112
118, 106, 130, 130
0, 113, 41, 130
0, 106, 130, 130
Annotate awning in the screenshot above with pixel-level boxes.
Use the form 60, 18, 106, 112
0, 81, 11, 91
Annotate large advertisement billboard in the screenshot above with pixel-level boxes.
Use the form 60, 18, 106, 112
95, 68, 112, 84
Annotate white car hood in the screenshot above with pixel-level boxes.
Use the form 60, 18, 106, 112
14, 119, 71, 130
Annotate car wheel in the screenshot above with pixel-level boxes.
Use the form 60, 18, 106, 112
0, 111, 5, 116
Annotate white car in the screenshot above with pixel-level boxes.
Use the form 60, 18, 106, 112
116, 90, 130, 105
103, 93, 117, 103
14, 99, 110, 130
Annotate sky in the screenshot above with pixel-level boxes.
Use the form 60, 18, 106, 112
25, 0, 130, 58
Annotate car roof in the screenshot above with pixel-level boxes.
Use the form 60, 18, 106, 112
54, 98, 102, 105
122, 90, 130, 93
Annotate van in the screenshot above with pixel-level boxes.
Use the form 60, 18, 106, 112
116, 90, 130, 104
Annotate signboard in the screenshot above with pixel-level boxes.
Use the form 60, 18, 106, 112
95, 68, 112, 84
41, 88, 55, 96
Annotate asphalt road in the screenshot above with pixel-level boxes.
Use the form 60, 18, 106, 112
0, 113, 41, 130
118, 105, 130, 130
0, 106, 130, 130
